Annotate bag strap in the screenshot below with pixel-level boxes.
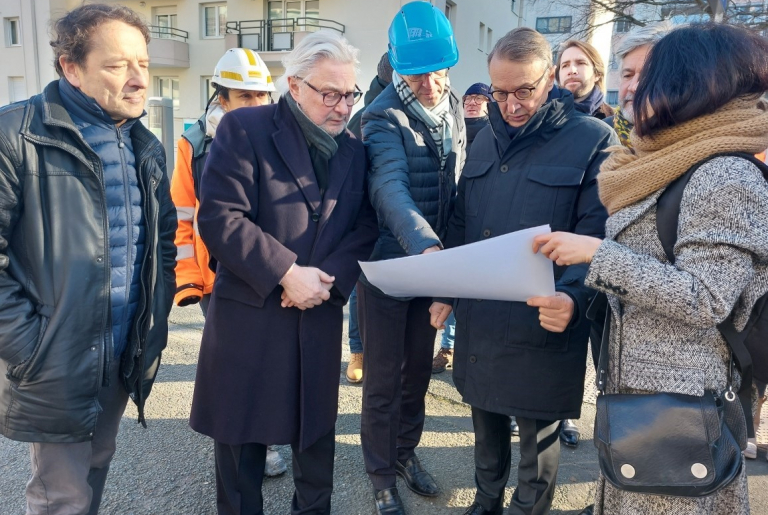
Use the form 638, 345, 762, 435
592, 292, 610, 395
655, 152, 768, 439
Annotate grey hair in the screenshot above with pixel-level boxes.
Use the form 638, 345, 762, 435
276, 30, 360, 93
488, 27, 553, 68
614, 21, 675, 61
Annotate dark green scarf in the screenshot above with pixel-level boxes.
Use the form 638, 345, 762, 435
284, 93, 346, 195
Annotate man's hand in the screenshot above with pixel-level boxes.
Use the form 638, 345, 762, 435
279, 265, 335, 310
429, 302, 453, 329
422, 245, 441, 255
532, 232, 602, 266
527, 292, 574, 333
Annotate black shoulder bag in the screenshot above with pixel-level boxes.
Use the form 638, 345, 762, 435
592, 153, 768, 497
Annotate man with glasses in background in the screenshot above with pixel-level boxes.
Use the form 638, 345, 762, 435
358, 3, 465, 514
189, 31, 378, 514
430, 28, 616, 515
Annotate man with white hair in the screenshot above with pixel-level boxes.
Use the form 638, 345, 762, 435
189, 31, 378, 514
605, 21, 673, 147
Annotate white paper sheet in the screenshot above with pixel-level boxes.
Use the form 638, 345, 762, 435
359, 225, 556, 302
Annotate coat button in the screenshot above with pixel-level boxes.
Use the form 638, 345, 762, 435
311, 213, 320, 222
469, 355, 477, 363
96, 256, 103, 263
500, 164, 509, 173
482, 229, 491, 237
90, 346, 96, 351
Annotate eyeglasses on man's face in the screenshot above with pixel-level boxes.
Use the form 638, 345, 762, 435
402, 69, 449, 84
296, 76, 363, 107
463, 95, 489, 105
490, 68, 550, 102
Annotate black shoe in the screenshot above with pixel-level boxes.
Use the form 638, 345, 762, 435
395, 456, 440, 497
559, 419, 580, 448
375, 487, 406, 515
462, 501, 502, 515
510, 416, 519, 437
578, 504, 594, 515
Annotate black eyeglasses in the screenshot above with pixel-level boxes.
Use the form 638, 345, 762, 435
463, 95, 489, 105
490, 68, 550, 102
296, 77, 363, 107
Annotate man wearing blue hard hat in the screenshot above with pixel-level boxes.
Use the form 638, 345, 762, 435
357, 2, 466, 514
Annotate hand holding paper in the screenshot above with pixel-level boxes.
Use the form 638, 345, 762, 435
359, 225, 556, 302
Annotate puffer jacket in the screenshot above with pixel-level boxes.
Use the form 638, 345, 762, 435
0, 80, 177, 442
59, 78, 145, 358
361, 84, 466, 272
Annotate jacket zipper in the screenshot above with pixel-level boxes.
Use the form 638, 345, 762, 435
134, 159, 161, 427
116, 126, 133, 359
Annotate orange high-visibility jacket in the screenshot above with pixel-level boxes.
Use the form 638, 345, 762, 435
170, 136, 215, 305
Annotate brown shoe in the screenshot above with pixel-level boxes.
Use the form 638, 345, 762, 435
431, 348, 453, 374
346, 352, 363, 383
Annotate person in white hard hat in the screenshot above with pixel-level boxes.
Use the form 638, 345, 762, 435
169, 48, 288, 477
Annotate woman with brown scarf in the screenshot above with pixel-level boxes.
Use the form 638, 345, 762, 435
532, 23, 768, 514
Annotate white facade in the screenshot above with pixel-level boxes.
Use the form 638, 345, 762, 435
0, 0, 521, 145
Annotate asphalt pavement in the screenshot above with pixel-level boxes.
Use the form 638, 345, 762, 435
1, 304, 767, 514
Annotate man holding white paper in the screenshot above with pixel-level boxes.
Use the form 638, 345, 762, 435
430, 28, 617, 515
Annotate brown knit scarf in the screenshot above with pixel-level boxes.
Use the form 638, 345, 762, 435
598, 97, 768, 215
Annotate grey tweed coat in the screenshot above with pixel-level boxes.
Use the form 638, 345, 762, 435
585, 156, 768, 515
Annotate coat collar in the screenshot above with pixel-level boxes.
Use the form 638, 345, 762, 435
604, 188, 664, 240
488, 92, 573, 160
272, 98, 354, 220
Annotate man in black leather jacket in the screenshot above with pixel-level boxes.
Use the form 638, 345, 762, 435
0, 5, 175, 514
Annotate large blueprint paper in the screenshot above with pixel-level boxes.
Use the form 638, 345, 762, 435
359, 225, 556, 302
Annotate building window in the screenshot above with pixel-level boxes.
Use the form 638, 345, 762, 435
479, 22, 486, 51
607, 90, 619, 106
5, 17, 20, 47
486, 27, 493, 54
615, 18, 632, 33
8, 76, 25, 102
154, 7, 178, 39
445, 0, 456, 26
536, 16, 572, 34
156, 77, 180, 110
202, 3, 227, 38
201, 76, 216, 109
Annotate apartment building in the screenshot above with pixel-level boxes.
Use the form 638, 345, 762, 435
0, 0, 522, 145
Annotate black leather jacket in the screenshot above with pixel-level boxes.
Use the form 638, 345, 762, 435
0, 81, 176, 442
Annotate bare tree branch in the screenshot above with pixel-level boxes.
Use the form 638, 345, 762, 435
544, 0, 768, 37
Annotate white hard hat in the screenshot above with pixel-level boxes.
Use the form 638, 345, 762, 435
212, 48, 276, 92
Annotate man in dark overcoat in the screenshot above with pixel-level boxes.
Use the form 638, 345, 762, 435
188, 31, 378, 515
430, 28, 618, 515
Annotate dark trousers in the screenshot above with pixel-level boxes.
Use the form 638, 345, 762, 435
214, 428, 335, 515
357, 282, 437, 491
472, 407, 561, 515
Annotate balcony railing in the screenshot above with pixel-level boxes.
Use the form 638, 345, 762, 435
149, 25, 189, 42
225, 17, 344, 52
148, 25, 190, 68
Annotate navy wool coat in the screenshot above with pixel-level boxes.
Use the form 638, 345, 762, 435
189, 99, 378, 450
446, 94, 618, 420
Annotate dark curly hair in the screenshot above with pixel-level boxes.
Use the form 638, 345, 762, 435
51, 3, 150, 77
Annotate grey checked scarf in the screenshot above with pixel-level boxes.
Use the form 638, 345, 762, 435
393, 72, 453, 170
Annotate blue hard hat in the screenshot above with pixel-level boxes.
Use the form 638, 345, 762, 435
387, 1, 459, 75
